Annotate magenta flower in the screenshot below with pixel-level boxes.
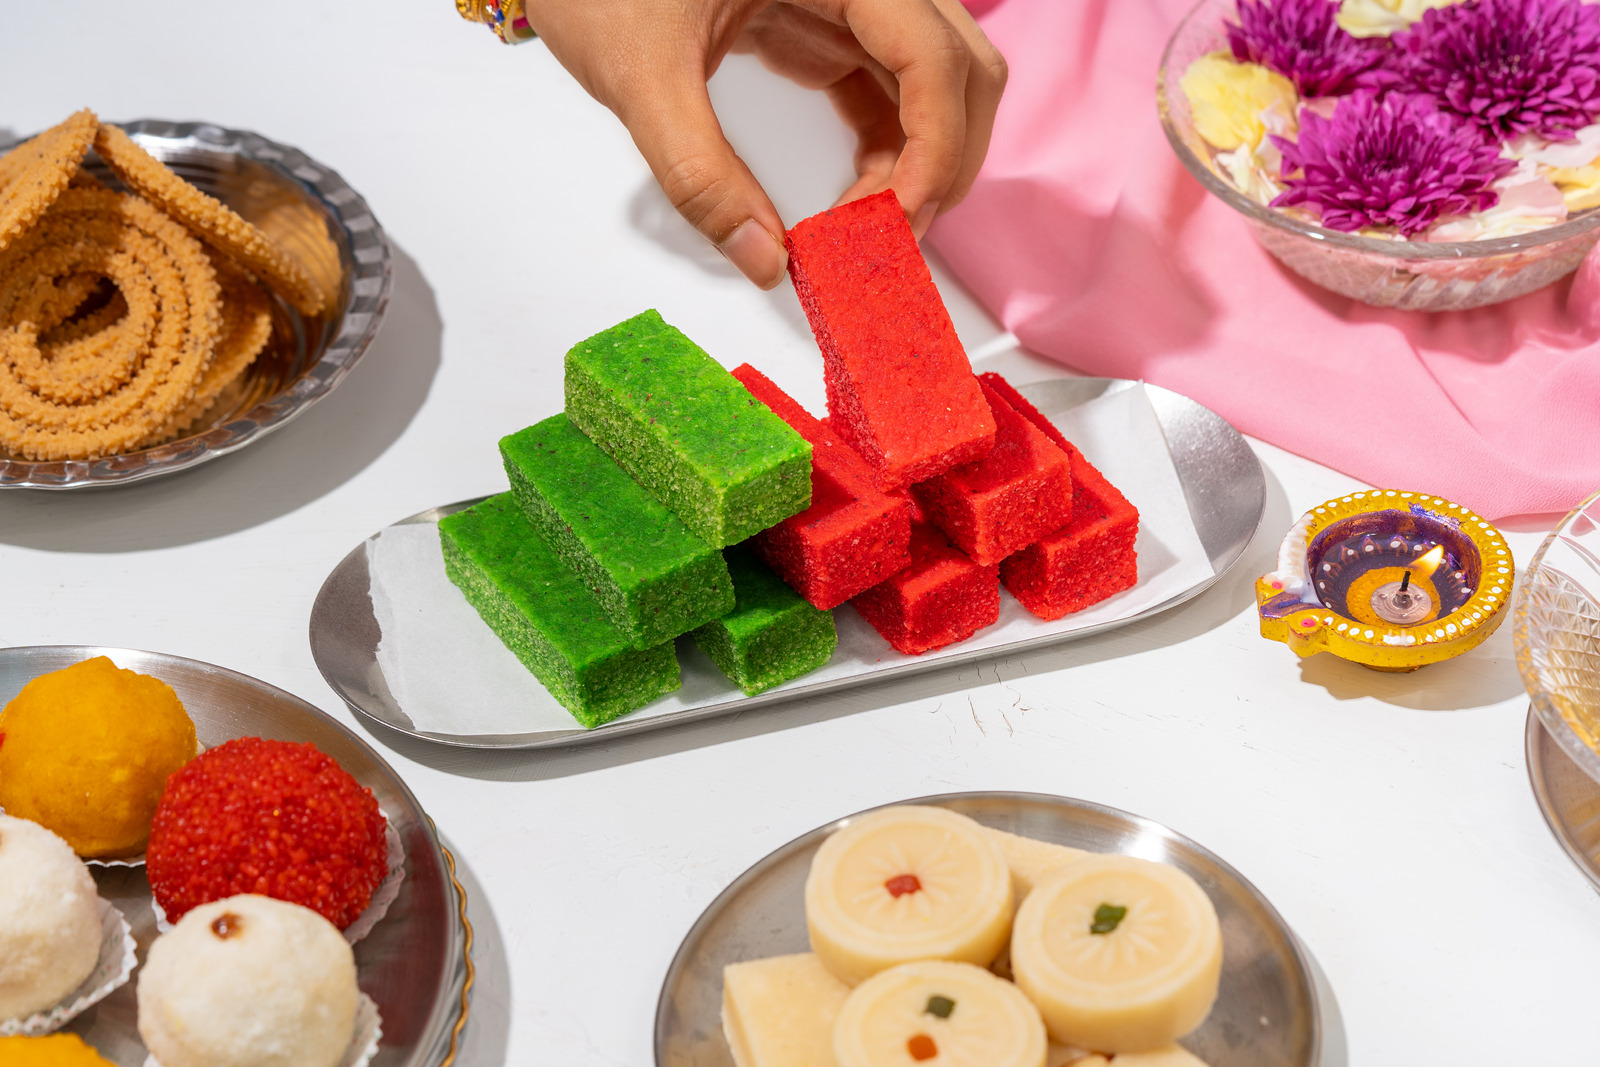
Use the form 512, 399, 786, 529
1228, 0, 1385, 97
1383, 0, 1600, 141
1272, 91, 1514, 235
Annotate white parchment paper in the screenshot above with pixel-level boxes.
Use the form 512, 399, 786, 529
367, 383, 1214, 737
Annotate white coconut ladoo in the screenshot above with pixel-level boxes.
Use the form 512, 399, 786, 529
137, 894, 360, 1067
1010, 855, 1222, 1053
805, 806, 1013, 986
0, 814, 103, 1021
833, 959, 1048, 1067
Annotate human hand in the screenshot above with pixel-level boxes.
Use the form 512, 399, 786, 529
524, 0, 1007, 289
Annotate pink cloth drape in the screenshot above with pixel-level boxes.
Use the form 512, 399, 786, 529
934, 0, 1600, 519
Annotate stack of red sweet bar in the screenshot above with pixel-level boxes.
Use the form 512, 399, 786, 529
732, 191, 1141, 655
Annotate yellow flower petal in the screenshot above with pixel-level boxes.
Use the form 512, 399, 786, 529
1179, 53, 1299, 152
1337, 0, 1465, 38
1548, 163, 1600, 211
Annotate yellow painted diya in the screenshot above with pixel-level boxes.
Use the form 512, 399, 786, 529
1256, 490, 1514, 671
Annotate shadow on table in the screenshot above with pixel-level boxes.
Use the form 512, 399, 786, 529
0, 244, 441, 552
1292, 602, 1524, 710
440, 832, 513, 1067
349, 452, 1297, 783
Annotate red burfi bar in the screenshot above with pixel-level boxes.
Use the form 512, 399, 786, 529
731, 365, 913, 610
852, 498, 1000, 655
978, 373, 1140, 619
910, 381, 1074, 567
785, 190, 995, 490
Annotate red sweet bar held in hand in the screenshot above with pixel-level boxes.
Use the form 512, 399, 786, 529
785, 190, 996, 490
852, 497, 1000, 655
979, 373, 1140, 620
731, 364, 912, 610
912, 380, 1075, 567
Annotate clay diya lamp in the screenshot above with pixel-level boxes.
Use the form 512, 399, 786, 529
1256, 490, 1513, 671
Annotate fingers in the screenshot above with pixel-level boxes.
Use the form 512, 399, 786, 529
616, 75, 790, 290
825, 67, 904, 206
831, 0, 970, 233
925, 0, 1007, 213
792, 0, 1006, 234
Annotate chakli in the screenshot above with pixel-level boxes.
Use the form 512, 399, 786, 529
0, 109, 321, 461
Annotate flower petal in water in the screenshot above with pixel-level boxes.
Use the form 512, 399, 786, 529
1336, 0, 1463, 39
1180, 52, 1301, 150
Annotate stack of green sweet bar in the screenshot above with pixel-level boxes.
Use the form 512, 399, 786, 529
439, 310, 838, 728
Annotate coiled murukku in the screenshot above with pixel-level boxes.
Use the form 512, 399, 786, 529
147, 261, 272, 444
94, 122, 328, 318
0, 110, 96, 254
0, 111, 295, 462
0, 187, 221, 460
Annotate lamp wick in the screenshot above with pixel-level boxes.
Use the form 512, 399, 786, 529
1399, 570, 1412, 594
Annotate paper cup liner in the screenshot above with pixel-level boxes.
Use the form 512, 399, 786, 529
152, 809, 405, 946
341, 813, 405, 944
144, 991, 382, 1067
85, 852, 146, 868
0, 898, 136, 1036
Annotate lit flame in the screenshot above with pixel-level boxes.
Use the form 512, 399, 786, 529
1411, 544, 1446, 579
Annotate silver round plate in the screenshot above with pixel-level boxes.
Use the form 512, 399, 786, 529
309, 376, 1266, 750
0, 120, 392, 489
0, 646, 470, 1067
655, 791, 1321, 1067
1525, 706, 1600, 896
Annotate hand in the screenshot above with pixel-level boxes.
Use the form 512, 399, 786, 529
524, 0, 1007, 289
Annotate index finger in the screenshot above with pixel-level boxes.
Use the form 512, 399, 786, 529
796, 0, 970, 232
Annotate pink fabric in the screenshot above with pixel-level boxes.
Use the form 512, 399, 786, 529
932, 0, 1600, 519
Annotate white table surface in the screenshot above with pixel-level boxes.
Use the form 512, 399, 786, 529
4, 4, 1596, 1064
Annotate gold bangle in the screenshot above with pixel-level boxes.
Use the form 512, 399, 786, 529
458, 0, 537, 43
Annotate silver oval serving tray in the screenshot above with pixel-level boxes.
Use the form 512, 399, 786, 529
655, 792, 1320, 1067
309, 376, 1265, 750
1526, 706, 1600, 897
0, 646, 470, 1067
0, 120, 392, 489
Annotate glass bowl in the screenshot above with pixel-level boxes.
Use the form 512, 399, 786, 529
1157, 0, 1600, 311
1514, 489, 1600, 786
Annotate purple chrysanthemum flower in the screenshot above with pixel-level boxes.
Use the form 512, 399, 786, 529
1384, 0, 1600, 141
1228, 0, 1386, 97
1272, 91, 1515, 235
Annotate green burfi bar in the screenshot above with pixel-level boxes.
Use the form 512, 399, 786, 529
439, 494, 680, 728
501, 416, 734, 649
564, 310, 813, 546
691, 545, 838, 696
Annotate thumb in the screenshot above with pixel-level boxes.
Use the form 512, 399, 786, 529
618, 80, 789, 289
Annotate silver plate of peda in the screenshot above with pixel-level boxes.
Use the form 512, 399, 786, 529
308, 375, 1266, 750
655, 791, 1321, 1067
0, 646, 470, 1066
